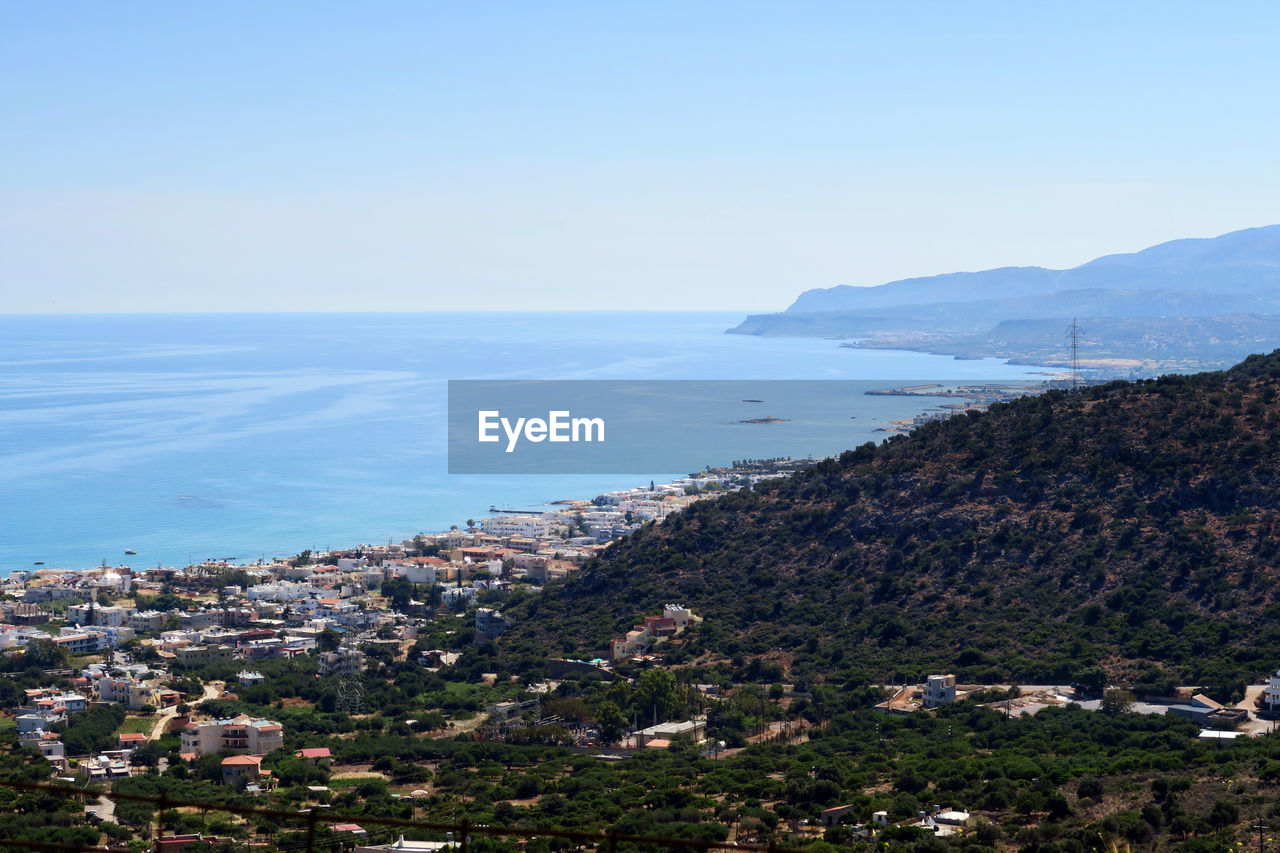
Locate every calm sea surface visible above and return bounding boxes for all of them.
[0,312,1044,574]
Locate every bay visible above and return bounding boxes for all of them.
[0,312,1043,574]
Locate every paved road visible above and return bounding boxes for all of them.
[147,681,223,741]
[147,704,180,741]
[93,792,116,823]
[1234,686,1276,737]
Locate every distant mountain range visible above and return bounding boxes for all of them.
[729,225,1280,374]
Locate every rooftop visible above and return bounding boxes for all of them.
[221,755,263,766]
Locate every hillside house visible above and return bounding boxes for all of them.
[238,671,266,687]
[821,804,861,827]
[611,604,701,660]
[221,754,263,788]
[923,674,957,709]
[118,732,149,751]
[98,677,162,710]
[475,608,510,643]
[1264,669,1280,716]
[295,747,332,766]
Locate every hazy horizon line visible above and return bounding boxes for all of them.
[0,307,778,318]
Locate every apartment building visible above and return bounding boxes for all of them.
[181,715,283,757]
[128,610,165,633]
[175,644,236,665]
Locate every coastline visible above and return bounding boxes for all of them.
[0,312,1049,574]
[7,377,1060,577]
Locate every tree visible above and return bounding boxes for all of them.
[1208,801,1239,830]
[635,669,682,724]
[150,590,184,612]
[1101,688,1135,715]
[24,638,70,669]
[318,628,342,652]
[1074,665,1107,697]
[596,700,628,744]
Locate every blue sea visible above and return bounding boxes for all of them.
[0,312,1045,575]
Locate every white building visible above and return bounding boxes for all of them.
[67,604,128,627]
[24,584,79,602]
[174,644,236,665]
[98,677,160,711]
[128,610,165,633]
[631,718,706,747]
[37,737,66,768]
[181,715,284,757]
[354,837,459,853]
[50,692,89,714]
[662,604,698,631]
[98,626,136,648]
[85,571,132,593]
[53,631,104,655]
[441,587,477,609]
[247,582,322,602]
[178,610,224,630]
[1263,669,1280,715]
[481,516,550,539]
[385,561,440,584]
[611,605,701,660]
[16,711,64,734]
[923,674,957,709]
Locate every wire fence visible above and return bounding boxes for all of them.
[0,779,806,853]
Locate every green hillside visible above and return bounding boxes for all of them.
[500,352,1280,697]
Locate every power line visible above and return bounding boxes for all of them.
[1065,318,1082,391]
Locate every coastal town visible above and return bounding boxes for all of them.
[5,452,1280,852]
[1,463,825,849]
[2,461,796,657]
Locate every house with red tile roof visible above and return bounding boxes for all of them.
[221,754,262,788]
[118,732,149,750]
[295,747,332,765]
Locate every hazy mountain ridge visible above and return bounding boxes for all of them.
[784,225,1280,314]
[730,226,1280,371]
[499,351,1280,694]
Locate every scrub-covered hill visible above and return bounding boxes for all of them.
[500,352,1280,696]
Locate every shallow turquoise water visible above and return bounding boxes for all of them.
[0,312,1040,573]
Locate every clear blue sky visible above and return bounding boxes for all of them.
[3,2,1278,313]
